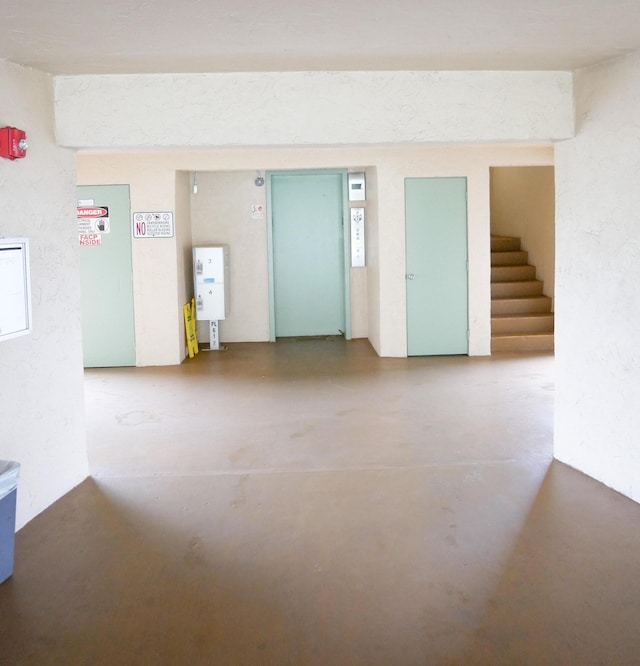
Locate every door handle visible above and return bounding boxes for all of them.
[406,273,415,280]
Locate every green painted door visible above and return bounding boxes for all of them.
[77,185,135,367]
[405,177,468,356]
[271,173,345,337]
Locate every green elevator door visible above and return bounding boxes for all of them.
[77,184,136,367]
[405,177,468,356]
[271,173,345,337]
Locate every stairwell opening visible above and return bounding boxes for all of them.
[489,166,555,353]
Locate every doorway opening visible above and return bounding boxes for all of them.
[489,166,555,353]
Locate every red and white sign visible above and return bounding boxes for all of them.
[77,207,108,218]
[77,205,110,237]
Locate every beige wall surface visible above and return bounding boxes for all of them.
[555,52,640,504]
[360,167,379,346]
[490,166,556,305]
[190,171,270,343]
[78,144,553,362]
[0,61,88,529]
[175,171,193,357]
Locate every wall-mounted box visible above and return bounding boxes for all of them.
[348,172,366,201]
[0,238,32,341]
[193,245,229,321]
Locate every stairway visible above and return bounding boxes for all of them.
[491,235,554,352]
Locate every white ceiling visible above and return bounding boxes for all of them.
[2,0,640,75]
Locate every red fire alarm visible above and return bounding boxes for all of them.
[0,126,28,160]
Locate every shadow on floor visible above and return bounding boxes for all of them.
[463,462,640,665]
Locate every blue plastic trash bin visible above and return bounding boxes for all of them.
[0,461,20,584]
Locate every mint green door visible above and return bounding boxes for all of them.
[271,173,345,337]
[405,177,468,356]
[77,185,135,367]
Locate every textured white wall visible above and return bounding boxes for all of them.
[555,52,640,503]
[55,71,574,149]
[0,62,88,529]
[77,144,553,361]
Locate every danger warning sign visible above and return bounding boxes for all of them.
[77,205,110,239]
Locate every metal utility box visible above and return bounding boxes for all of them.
[193,246,229,321]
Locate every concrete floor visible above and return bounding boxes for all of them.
[2,339,640,665]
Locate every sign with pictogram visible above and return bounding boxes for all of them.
[132,211,174,238]
[77,206,109,242]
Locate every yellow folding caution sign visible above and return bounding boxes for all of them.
[183,298,199,358]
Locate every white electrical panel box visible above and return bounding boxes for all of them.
[0,237,32,341]
[193,246,229,321]
[348,172,366,201]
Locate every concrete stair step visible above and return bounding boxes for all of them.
[491,333,555,353]
[491,313,554,335]
[491,295,552,316]
[491,250,528,266]
[491,280,544,298]
[491,235,521,252]
[491,264,536,282]
[490,234,554,354]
